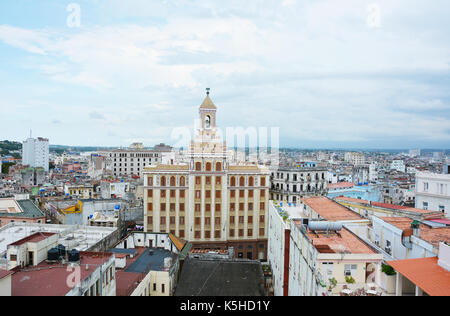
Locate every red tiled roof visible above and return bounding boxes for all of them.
[388,257,450,296]
[335,196,439,215]
[302,197,363,221]
[0,270,13,280]
[115,271,144,296]
[380,217,450,247]
[9,232,56,246]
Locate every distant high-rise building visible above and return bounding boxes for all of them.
[22,137,49,172]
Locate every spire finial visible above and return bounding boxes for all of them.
[206,87,210,95]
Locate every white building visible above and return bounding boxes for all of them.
[390,160,406,173]
[98,144,172,177]
[409,149,421,157]
[344,152,365,166]
[22,137,49,172]
[415,171,450,217]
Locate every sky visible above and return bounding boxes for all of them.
[0,0,449,149]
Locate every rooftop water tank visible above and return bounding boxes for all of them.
[308,221,343,232]
[47,248,59,261]
[68,249,80,262]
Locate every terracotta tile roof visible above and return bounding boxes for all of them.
[388,257,450,296]
[304,226,377,254]
[115,271,144,296]
[380,217,450,247]
[302,196,363,221]
[327,182,354,189]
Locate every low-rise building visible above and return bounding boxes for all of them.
[270,163,328,203]
[415,171,450,217]
[333,196,443,221]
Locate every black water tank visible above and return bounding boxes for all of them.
[68,249,80,262]
[48,248,59,261]
[57,244,66,257]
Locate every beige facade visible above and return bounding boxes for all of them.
[143,93,270,260]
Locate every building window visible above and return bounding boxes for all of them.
[423,202,428,210]
[180,203,185,212]
[147,203,153,211]
[230,229,235,237]
[180,176,185,186]
[344,264,357,277]
[249,177,254,187]
[230,216,235,224]
[230,177,236,186]
[195,162,202,171]
[259,228,265,236]
[216,162,221,171]
[239,177,245,186]
[170,176,176,186]
[180,190,185,198]
[180,216,185,225]
[160,217,166,224]
[160,190,166,198]
[439,205,445,213]
[206,162,212,171]
[160,203,166,212]
[206,176,211,185]
[216,190,221,198]
[248,190,253,198]
[147,189,153,197]
[161,176,166,186]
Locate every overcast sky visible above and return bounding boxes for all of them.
[0,0,449,149]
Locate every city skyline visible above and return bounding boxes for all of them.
[1,1,449,148]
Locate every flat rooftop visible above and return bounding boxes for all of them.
[9,232,56,246]
[0,222,117,255]
[0,198,45,219]
[175,258,265,296]
[388,257,450,296]
[302,197,363,221]
[379,217,450,247]
[293,222,377,254]
[335,196,440,215]
[12,252,113,296]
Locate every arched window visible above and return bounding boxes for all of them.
[206,162,212,171]
[195,162,201,171]
[239,177,245,187]
[170,176,176,186]
[248,177,254,187]
[161,176,166,186]
[180,176,185,186]
[205,115,211,128]
[230,177,236,186]
[216,162,221,171]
